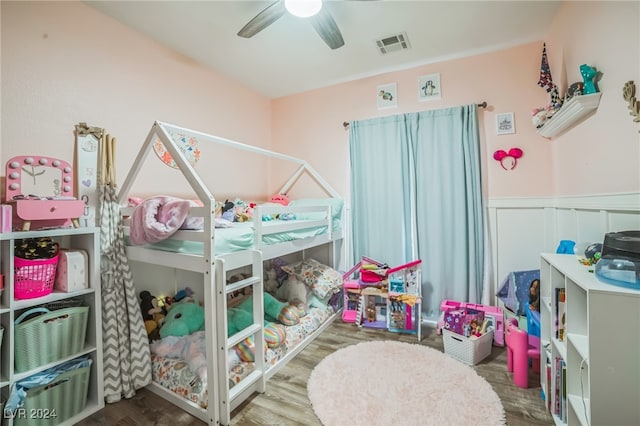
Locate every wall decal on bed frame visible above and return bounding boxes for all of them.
[153,132,201,169]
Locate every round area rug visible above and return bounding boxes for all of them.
[307,340,505,426]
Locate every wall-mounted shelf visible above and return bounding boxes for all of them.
[537,92,602,138]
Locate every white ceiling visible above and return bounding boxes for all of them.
[87,0,562,99]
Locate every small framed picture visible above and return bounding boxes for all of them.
[418,73,441,101]
[377,83,397,109]
[496,112,516,135]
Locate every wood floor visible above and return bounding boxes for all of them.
[76,321,553,426]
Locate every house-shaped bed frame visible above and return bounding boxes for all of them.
[117,121,345,425]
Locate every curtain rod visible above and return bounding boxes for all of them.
[343,101,488,129]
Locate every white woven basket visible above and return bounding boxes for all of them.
[442,329,493,365]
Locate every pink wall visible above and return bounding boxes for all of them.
[546,1,640,196]
[272,43,553,200]
[1,1,272,201]
[272,2,640,200]
[3,2,638,204]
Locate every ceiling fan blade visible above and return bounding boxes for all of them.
[310,8,345,50]
[238,1,286,38]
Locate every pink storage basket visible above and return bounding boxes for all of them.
[14,253,59,299]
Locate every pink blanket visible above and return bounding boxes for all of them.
[129,195,193,245]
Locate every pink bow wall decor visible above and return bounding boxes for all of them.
[493,147,523,170]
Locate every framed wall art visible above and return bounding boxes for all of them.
[418,73,441,101]
[377,83,398,109]
[496,112,516,135]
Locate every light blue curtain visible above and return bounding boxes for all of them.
[349,105,484,320]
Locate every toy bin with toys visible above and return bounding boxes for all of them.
[442,328,494,366]
[437,299,504,346]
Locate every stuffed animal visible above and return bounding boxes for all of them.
[217,199,235,222]
[264,266,280,294]
[275,275,308,315]
[531,107,549,128]
[174,286,195,303]
[140,290,166,341]
[228,292,301,356]
[232,199,256,222]
[269,194,290,206]
[228,292,301,337]
[160,300,205,339]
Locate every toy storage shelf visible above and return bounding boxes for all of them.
[539,253,640,426]
[536,93,601,138]
[0,227,104,425]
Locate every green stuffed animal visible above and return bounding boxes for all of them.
[159,292,301,350]
[228,292,301,337]
[159,301,205,339]
[230,292,301,357]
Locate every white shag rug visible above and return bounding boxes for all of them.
[307,340,505,426]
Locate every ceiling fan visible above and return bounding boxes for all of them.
[237,0,345,50]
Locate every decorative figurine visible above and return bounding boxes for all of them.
[580,64,598,94]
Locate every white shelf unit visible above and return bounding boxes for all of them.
[537,93,602,138]
[0,227,104,425]
[540,253,640,426]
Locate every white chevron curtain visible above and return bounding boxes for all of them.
[99,133,151,403]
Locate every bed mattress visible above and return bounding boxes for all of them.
[132,220,341,256]
[150,305,334,409]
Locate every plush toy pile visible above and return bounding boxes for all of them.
[215,198,255,222]
[141,257,344,365]
[142,283,304,362]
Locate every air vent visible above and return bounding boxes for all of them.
[376,32,410,54]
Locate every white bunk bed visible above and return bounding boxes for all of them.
[117,121,344,425]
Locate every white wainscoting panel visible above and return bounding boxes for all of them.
[487,192,640,304]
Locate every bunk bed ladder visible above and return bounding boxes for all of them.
[215,250,266,426]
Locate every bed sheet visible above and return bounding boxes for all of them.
[150,305,334,409]
[135,220,341,255]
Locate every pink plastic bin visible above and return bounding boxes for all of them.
[14,254,59,299]
[437,299,504,346]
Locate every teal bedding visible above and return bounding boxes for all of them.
[134,220,341,255]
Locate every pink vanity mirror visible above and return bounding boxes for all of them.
[5,156,84,231]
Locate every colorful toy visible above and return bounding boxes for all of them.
[228,292,301,337]
[174,286,195,303]
[342,279,361,323]
[497,269,540,317]
[385,260,422,336]
[437,299,505,346]
[269,194,290,206]
[160,300,204,339]
[580,64,598,94]
[217,199,235,222]
[233,199,256,222]
[531,107,550,128]
[140,290,167,341]
[505,317,540,388]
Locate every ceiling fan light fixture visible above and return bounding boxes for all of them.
[284,0,322,18]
